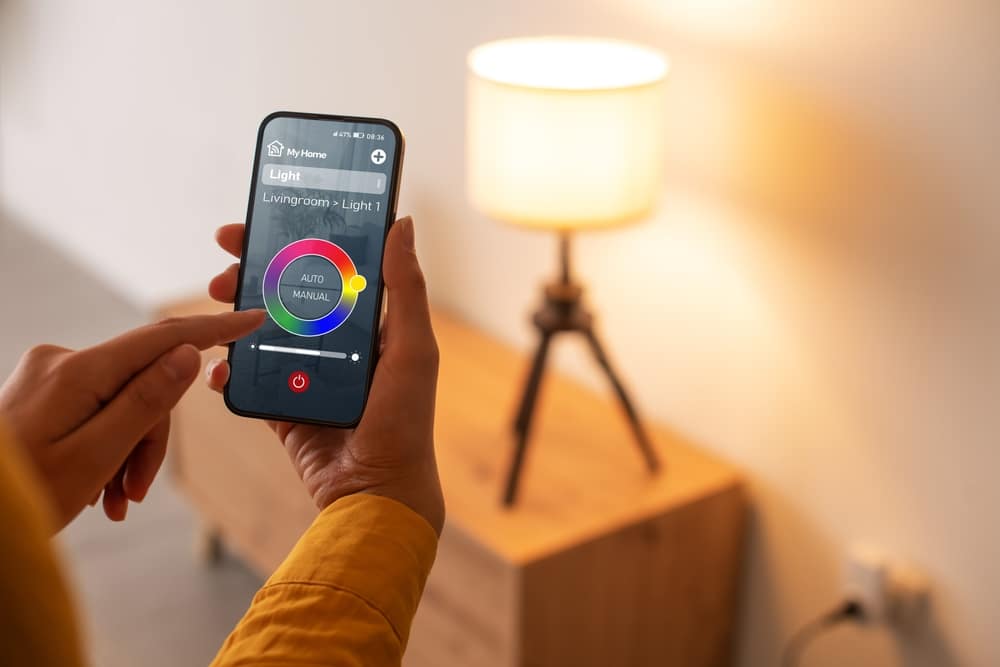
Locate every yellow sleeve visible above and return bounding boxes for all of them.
[0,422,85,667]
[211,493,438,667]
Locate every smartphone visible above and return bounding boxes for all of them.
[225,111,404,427]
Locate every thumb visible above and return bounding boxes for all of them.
[382,217,436,362]
[58,344,201,508]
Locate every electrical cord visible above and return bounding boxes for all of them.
[781,599,864,667]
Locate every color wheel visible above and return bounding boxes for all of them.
[262,238,365,336]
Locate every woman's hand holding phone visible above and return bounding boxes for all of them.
[205,217,445,535]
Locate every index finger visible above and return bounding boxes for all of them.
[78,310,265,400]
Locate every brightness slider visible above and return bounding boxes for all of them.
[255,344,347,360]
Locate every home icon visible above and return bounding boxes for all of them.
[267,140,284,158]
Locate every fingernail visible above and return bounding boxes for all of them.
[398,216,415,250]
[205,358,221,382]
[163,345,200,381]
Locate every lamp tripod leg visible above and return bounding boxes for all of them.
[583,328,660,473]
[505,328,554,506]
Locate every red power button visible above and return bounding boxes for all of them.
[288,370,310,393]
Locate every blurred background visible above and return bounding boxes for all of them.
[1,1,998,666]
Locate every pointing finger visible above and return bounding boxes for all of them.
[79,310,264,401]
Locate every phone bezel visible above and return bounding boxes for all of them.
[224,110,405,428]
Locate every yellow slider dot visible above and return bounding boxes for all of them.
[349,274,367,292]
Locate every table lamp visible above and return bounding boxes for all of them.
[466,37,669,505]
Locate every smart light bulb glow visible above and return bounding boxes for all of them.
[467,37,669,230]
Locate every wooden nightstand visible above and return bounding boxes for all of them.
[163,298,746,667]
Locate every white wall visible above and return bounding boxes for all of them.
[2,1,999,664]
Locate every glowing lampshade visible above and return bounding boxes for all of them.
[467,37,669,230]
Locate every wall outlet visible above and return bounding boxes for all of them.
[844,544,930,629]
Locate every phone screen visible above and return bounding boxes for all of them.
[226,112,402,426]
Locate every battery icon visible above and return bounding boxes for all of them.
[352,131,365,139]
